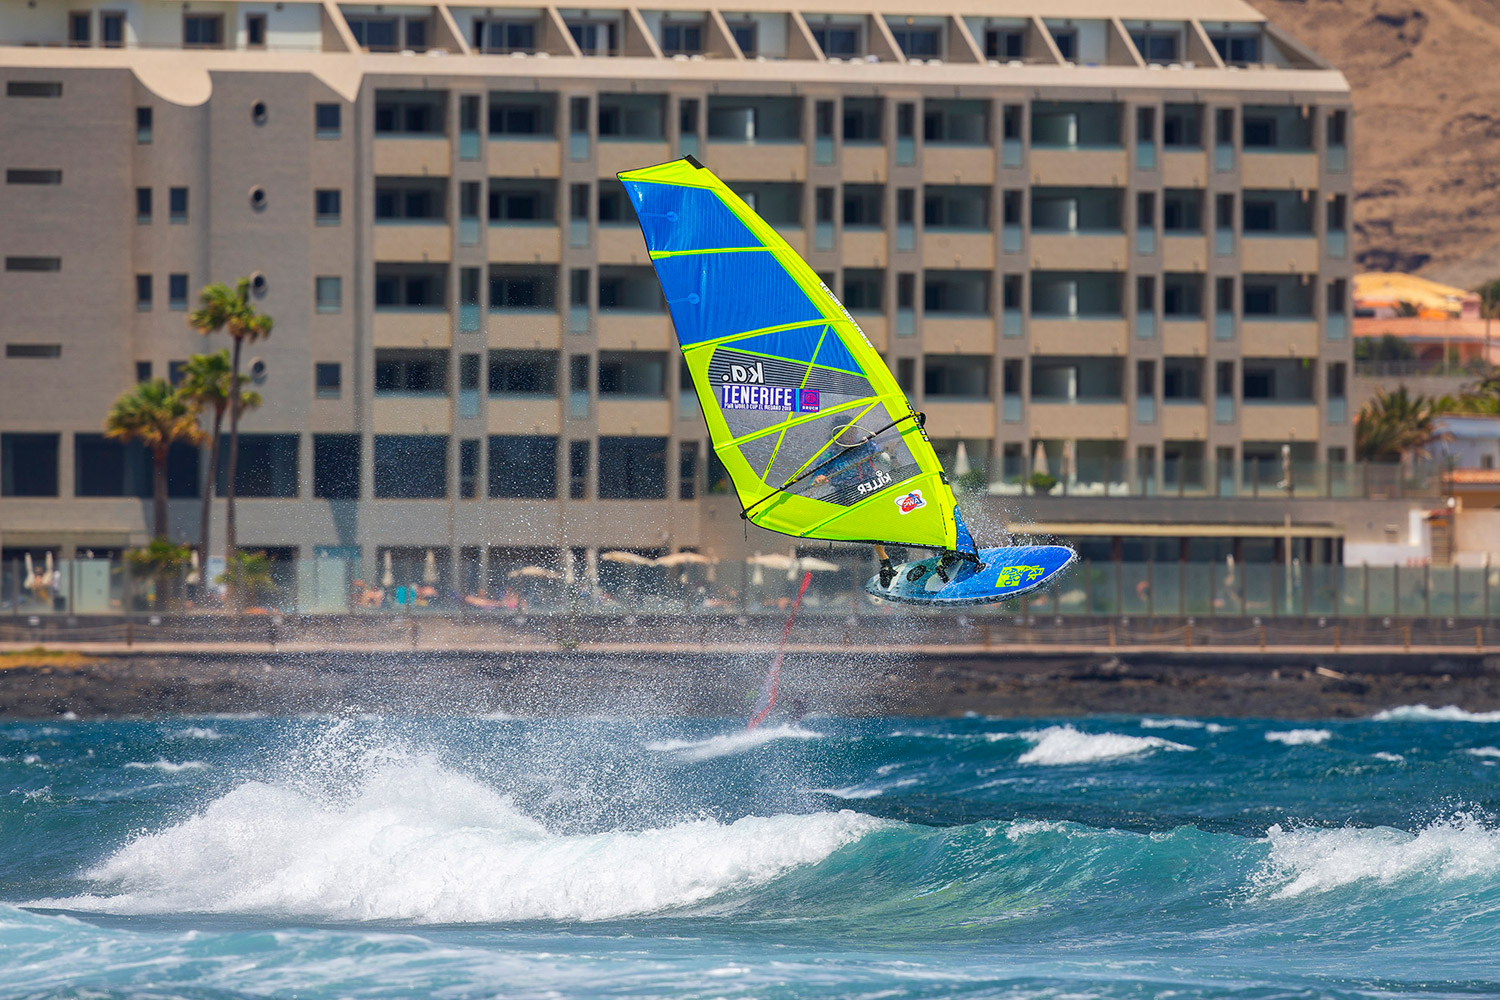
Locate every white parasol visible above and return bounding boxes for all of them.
[601,550,655,566]
[381,550,394,588]
[953,441,971,477]
[654,551,716,567]
[423,549,439,585]
[508,565,562,579]
[1032,441,1050,478]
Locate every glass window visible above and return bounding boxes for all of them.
[488,435,557,498]
[313,434,360,499]
[183,14,222,46]
[315,103,341,136]
[985,28,1023,60]
[169,186,188,222]
[487,350,557,395]
[811,24,859,58]
[568,441,589,499]
[597,437,667,499]
[315,189,340,223]
[136,187,151,223]
[1051,29,1076,61]
[1,434,59,497]
[69,12,91,45]
[459,439,479,499]
[168,273,188,310]
[373,435,446,498]
[136,106,152,143]
[315,362,341,397]
[216,433,299,497]
[316,276,341,312]
[662,22,702,55]
[135,274,152,310]
[729,21,756,56]
[246,13,266,46]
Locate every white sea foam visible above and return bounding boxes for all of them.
[1257,815,1500,898]
[1005,820,1069,840]
[645,724,822,762]
[813,777,919,800]
[1372,752,1405,762]
[124,760,209,773]
[53,760,878,923]
[172,727,222,741]
[1466,747,1500,758]
[1264,729,1332,746]
[1139,718,1232,734]
[1014,726,1192,766]
[1372,705,1500,723]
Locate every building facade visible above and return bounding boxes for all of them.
[0,0,1356,593]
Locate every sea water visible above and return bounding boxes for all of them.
[4,707,1500,998]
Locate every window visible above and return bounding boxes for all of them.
[168,273,188,310]
[405,18,427,50]
[69,11,91,45]
[843,269,884,311]
[679,441,698,500]
[985,28,1024,60]
[598,352,667,396]
[568,441,589,499]
[315,189,340,224]
[1163,190,1201,232]
[135,187,151,222]
[488,350,557,395]
[183,14,223,47]
[488,436,557,498]
[135,274,152,310]
[1130,31,1178,63]
[168,360,186,385]
[4,257,60,272]
[1051,28,1076,61]
[1,434,59,497]
[374,349,448,394]
[597,437,667,499]
[811,24,859,58]
[169,186,187,223]
[1211,33,1260,65]
[896,357,916,394]
[1243,116,1276,148]
[568,19,618,56]
[101,12,124,47]
[137,106,152,143]
[661,21,703,55]
[373,435,446,498]
[315,276,341,313]
[1243,283,1277,315]
[312,435,359,499]
[347,16,398,50]
[315,362,341,397]
[1163,104,1201,147]
[213,435,299,497]
[246,13,266,47]
[477,19,537,53]
[7,169,62,185]
[728,21,756,56]
[5,343,61,359]
[7,81,63,98]
[891,25,941,59]
[490,267,556,310]
[315,103,341,137]
[1243,199,1276,232]
[1163,359,1203,400]
[136,361,152,381]
[459,439,479,499]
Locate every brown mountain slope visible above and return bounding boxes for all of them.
[1245,0,1500,287]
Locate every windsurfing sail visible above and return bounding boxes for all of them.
[748,571,812,729]
[619,157,970,554]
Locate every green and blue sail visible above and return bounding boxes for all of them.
[619,157,975,555]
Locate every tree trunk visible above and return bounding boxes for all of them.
[152,444,169,541]
[225,337,244,611]
[200,406,224,571]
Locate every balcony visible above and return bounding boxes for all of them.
[373,137,451,176]
[1160,151,1206,188]
[704,141,807,181]
[922,316,994,353]
[922,147,995,185]
[1239,403,1319,442]
[1161,320,1208,356]
[922,230,994,269]
[920,402,994,437]
[596,225,651,264]
[373,309,452,347]
[486,397,561,436]
[1028,318,1128,356]
[1028,402,1129,440]
[1161,235,1206,272]
[373,223,450,263]
[841,229,886,268]
[843,144,886,182]
[594,398,672,436]
[596,140,673,179]
[1028,149,1128,187]
[487,224,561,264]
[1028,233,1127,271]
[485,139,559,178]
[1240,235,1319,273]
[373,396,451,435]
[1242,319,1319,356]
[487,310,562,349]
[1161,404,1208,441]
[1241,152,1318,189]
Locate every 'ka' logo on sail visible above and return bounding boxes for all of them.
[721,362,764,384]
[996,565,1045,588]
[895,490,925,514]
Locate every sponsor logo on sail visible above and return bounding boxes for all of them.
[895,489,925,514]
[720,361,765,384]
[720,385,820,412]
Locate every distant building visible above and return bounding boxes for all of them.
[1353,272,1497,370]
[1,0,1370,594]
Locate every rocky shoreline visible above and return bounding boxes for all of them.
[2,648,1499,719]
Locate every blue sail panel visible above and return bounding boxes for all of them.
[622,180,763,254]
[652,251,823,347]
[728,327,863,374]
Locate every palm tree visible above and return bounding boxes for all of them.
[104,379,205,540]
[1354,386,1446,464]
[188,279,273,570]
[178,350,262,568]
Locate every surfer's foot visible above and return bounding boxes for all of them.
[878,558,896,588]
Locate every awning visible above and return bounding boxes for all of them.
[1007,522,1344,539]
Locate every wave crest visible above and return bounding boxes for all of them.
[1373,705,1500,723]
[1256,814,1500,898]
[1015,726,1192,766]
[53,760,877,923]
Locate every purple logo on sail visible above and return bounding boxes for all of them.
[721,386,820,412]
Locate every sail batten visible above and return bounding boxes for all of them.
[620,157,960,550]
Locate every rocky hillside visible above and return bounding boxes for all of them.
[1246,0,1500,287]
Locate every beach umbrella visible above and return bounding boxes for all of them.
[1032,441,1050,478]
[953,441,971,477]
[423,549,439,585]
[601,550,654,566]
[655,551,715,567]
[747,552,798,570]
[1062,440,1074,484]
[508,565,562,579]
[381,551,394,588]
[23,553,35,590]
[186,550,201,586]
[797,556,842,572]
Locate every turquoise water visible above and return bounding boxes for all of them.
[4,706,1500,999]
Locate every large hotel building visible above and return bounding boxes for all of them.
[0,0,1357,593]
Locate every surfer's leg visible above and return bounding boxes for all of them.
[873,543,896,588]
